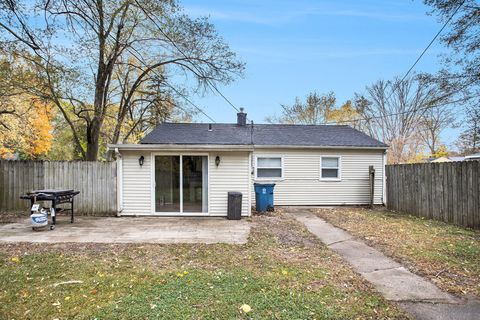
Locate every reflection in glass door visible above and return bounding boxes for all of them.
[155,155,208,213]
[155,156,180,212]
[183,156,208,213]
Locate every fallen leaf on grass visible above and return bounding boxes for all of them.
[11,257,20,263]
[239,304,252,313]
[52,280,83,287]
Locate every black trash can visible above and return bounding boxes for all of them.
[227,192,242,220]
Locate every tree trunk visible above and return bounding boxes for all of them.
[85,118,102,161]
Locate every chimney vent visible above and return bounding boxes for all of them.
[208,123,213,131]
[237,107,247,126]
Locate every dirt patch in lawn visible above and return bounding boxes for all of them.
[0,211,25,224]
[313,206,480,299]
[0,211,409,319]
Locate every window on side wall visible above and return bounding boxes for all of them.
[256,156,283,179]
[320,156,341,180]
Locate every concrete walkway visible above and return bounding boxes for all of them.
[293,211,480,320]
[0,216,250,244]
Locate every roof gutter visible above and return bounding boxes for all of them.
[108,143,387,151]
[107,144,255,151]
[253,145,388,150]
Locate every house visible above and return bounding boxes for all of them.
[464,153,480,161]
[108,110,388,217]
[449,156,466,162]
[430,156,453,163]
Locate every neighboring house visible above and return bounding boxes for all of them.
[108,111,388,217]
[429,155,479,162]
[464,153,480,161]
[430,156,451,163]
[429,156,468,163]
[449,156,466,162]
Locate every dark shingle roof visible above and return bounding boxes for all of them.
[141,123,387,148]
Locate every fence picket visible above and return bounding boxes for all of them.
[0,160,116,215]
[386,162,479,229]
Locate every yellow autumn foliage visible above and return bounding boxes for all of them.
[0,95,54,159]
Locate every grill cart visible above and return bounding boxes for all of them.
[20,189,80,230]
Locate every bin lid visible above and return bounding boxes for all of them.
[254,183,276,187]
[228,191,242,196]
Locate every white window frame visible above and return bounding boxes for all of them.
[320,156,342,181]
[255,155,284,180]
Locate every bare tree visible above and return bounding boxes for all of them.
[266,92,336,124]
[0,0,244,160]
[456,103,480,154]
[357,76,452,163]
[417,106,456,155]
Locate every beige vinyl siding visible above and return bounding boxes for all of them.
[252,148,385,205]
[120,150,251,216]
[209,151,250,216]
[121,150,152,215]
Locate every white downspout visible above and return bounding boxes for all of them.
[383,150,387,206]
[115,148,123,216]
[248,151,252,216]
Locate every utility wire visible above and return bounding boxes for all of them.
[134,0,243,115]
[325,0,467,126]
[130,47,217,123]
[95,14,217,123]
[384,0,466,103]
[328,88,479,125]
[59,2,217,123]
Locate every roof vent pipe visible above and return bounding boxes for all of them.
[237,107,247,126]
[208,123,213,131]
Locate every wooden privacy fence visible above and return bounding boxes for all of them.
[386,162,479,229]
[0,161,117,215]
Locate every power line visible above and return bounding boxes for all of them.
[384,0,466,102]
[92,13,217,123]
[162,81,217,123]
[134,0,243,114]
[328,90,479,125]
[52,2,217,123]
[129,46,217,123]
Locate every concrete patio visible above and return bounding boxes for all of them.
[0,216,251,244]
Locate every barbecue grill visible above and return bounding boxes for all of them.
[20,189,80,227]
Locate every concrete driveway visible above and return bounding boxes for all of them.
[0,216,251,244]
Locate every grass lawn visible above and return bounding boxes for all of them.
[0,212,407,319]
[314,207,480,299]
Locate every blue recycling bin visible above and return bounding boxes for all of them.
[254,183,275,212]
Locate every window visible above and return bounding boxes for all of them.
[256,156,283,179]
[321,156,341,180]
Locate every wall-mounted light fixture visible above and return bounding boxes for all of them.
[215,156,221,167]
[139,155,145,166]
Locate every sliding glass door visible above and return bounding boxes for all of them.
[155,156,180,212]
[154,155,208,214]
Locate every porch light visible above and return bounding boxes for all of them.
[139,155,145,166]
[215,156,221,167]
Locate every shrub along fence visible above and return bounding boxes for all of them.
[0,161,117,215]
[386,161,479,229]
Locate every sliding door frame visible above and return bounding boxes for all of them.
[151,152,210,216]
